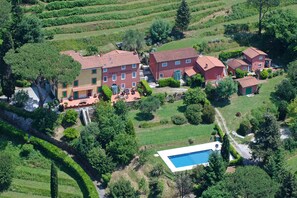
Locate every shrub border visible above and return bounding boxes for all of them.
[0,120,98,198]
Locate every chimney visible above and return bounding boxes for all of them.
[205,64,208,69]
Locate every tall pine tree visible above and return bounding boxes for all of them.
[50,162,58,198]
[278,171,297,198]
[221,134,230,163]
[175,0,191,32]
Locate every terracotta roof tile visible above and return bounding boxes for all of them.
[235,76,259,88]
[150,48,198,62]
[227,59,249,69]
[99,50,140,68]
[185,67,197,77]
[243,47,267,59]
[196,55,225,71]
[62,50,101,70]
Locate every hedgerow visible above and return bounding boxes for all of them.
[0,120,98,198]
[102,85,112,101]
[0,102,34,119]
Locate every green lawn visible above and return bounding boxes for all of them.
[215,75,285,132]
[0,135,83,198]
[129,100,215,152]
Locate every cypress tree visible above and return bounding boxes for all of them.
[221,134,230,162]
[175,0,191,32]
[50,162,58,198]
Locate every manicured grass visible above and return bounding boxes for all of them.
[215,75,285,132]
[130,100,215,151]
[0,135,83,198]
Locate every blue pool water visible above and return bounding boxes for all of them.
[168,149,213,168]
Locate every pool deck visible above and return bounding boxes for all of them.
[157,142,222,172]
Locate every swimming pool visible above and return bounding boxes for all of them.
[169,149,213,168]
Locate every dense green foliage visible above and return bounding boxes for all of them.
[216,77,238,100]
[12,89,29,107]
[32,108,59,133]
[174,0,191,32]
[50,162,58,198]
[63,127,79,140]
[62,109,78,127]
[138,80,152,96]
[235,68,246,78]
[150,19,172,43]
[0,153,14,192]
[202,105,215,124]
[218,49,243,61]
[260,69,269,79]
[175,171,192,198]
[221,134,230,162]
[158,77,180,88]
[187,73,205,88]
[274,79,296,102]
[122,29,145,52]
[101,85,112,101]
[171,115,187,125]
[109,178,139,198]
[183,88,207,106]
[288,60,297,87]
[185,104,203,125]
[139,96,161,117]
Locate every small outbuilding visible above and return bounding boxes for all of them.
[235,76,259,95]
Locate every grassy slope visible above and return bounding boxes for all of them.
[0,135,83,198]
[215,75,285,132]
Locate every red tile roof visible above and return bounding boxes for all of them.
[243,47,267,59]
[227,59,248,70]
[196,55,225,71]
[99,50,140,68]
[62,50,101,70]
[150,48,198,63]
[185,67,197,77]
[235,76,259,88]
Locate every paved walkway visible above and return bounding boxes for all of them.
[215,108,252,160]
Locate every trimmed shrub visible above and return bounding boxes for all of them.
[63,127,79,140]
[20,143,34,157]
[171,115,187,125]
[184,104,203,125]
[237,119,251,136]
[0,153,14,192]
[12,90,29,108]
[0,121,98,198]
[15,79,31,87]
[138,80,152,96]
[202,105,215,124]
[139,122,160,128]
[102,85,112,101]
[62,109,78,127]
[235,68,246,79]
[260,69,269,79]
[160,119,169,124]
[158,78,180,88]
[219,49,243,61]
[153,93,166,105]
[32,108,59,133]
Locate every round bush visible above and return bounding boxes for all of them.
[184,104,203,125]
[62,109,78,126]
[63,127,79,140]
[171,115,187,125]
[202,105,215,124]
[260,69,269,79]
[237,120,251,136]
[20,143,34,157]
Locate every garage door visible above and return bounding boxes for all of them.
[246,87,252,95]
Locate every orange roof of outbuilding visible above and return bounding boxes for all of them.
[235,76,259,88]
[243,47,267,59]
[196,55,225,71]
[185,67,197,77]
[61,50,101,70]
[227,59,249,69]
[150,48,198,63]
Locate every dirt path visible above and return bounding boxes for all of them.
[215,108,252,160]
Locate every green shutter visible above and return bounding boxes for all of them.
[92,78,97,85]
[73,91,79,99]
[73,80,78,87]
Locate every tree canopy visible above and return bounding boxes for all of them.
[274,78,296,102]
[221,134,230,162]
[4,43,81,106]
[183,87,207,105]
[150,19,172,43]
[288,60,297,87]
[122,29,145,52]
[175,0,191,32]
[109,178,139,198]
[216,77,238,100]
[0,153,14,192]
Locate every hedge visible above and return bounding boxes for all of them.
[0,121,98,198]
[0,102,34,119]
[218,49,243,61]
[158,78,180,88]
[140,80,152,96]
[214,124,243,165]
[102,85,112,101]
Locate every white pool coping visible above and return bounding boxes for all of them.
[157,142,222,172]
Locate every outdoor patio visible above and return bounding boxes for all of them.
[61,97,99,109]
[111,91,141,103]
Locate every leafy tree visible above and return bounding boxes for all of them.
[184,104,203,125]
[216,77,238,100]
[87,147,115,177]
[50,162,58,198]
[188,73,205,88]
[63,127,79,140]
[204,152,226,186]
[1,67,15,101]
[250,113,281,163]
[202,105,215,124]
[109,178,139,198]
[149,19,172,43]
[174,0,191,32]
[85,45,98,56]
[175,171,192,198]
[107,133,138,165]
[12,89,29,107]
[237,119,251,136]
[274,79,296,102]
[0,153,14,192]
[278,171,297,198]
[139,96,161,117]
[62,109,78,127]
[114,99,128,117]
[205,82,218,101]
[263,149,285,181]
[4,43,81,107]
[288,60,297,87]
[247,0,280,35]
[278,100,288,121]
[183,87,207,105]
[32,108,58,133]
[0,0,11,32]
[202,166,278,198]
[14,15,43,47]
[125,119,135,136]
[122,29,145,52]
[235,68,246,78]
[260,69,269,79]
[221,134,230,162]
[149,178,163,198]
